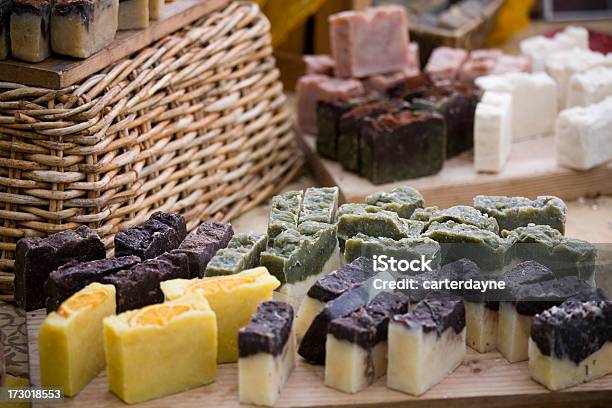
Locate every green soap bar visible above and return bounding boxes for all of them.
[298,187,339,224]
[410,206,439,222]
[337,204,412,244]
[365,186,424,219]
[316,99,366,159]
[474,195,567,235]
[205,233,268,276]
[425,205,499,234]
[423,220,514,271]
[344,233,441,272]
[267,190,303,241]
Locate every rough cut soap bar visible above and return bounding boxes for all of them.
[424,205,499,234]
[316,97,368,159]
[298,186,339,225]
[520,26,588,72]
[365,186,423,219]
[10,0,51,62]
[0,0,12,59]
[474,91,513,173]
[303,54,335,75]
[267,190,303,242]
[424,47,468,80]
[490,54,531,75]
[118,0,148,30]
[39,283,116,396]
[457,49,502,83]
[330,6,411,78]
[205,233,267,277]
[567,66,612,108]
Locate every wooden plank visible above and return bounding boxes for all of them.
[0,0,229,89]
[296,131,612,209]
[26,310,612,408]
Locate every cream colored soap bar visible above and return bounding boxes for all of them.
[161,266,280,363]
[149,0,162,19]
[51,0,118,58]
[39,283,116,397]
[465,301,498,353]
[118,0,148,30]
[10,0,51,62]
[103,293,217,404]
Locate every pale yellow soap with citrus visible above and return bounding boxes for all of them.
[103,293,217,404]
[39,283,116,397]
[161,266,280,363]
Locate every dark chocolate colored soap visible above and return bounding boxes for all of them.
[393,293,465,337]
[316,97,368,160]
[238,301,294,358]
[14,226,106,311]
[150,212,187,242]
[306,257,376,303]
[386,73,433,100]
[46,255,141,312]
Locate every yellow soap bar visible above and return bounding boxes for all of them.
[39,283,116,397]
[103,293,217,404]
[161,266,280,363]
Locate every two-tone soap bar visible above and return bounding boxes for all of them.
[205,232,267,276]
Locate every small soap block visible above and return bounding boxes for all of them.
[298,187,339,225]
[529,298,612,390]
[363,68,420,96]
[118,0,148,30]
[330,6,411,78]
[457,49,502,83]
[10,0,51,62]
[0,0,12,59]
[267,190,303,241]
[387,294,466,396]
[39,283,116,396]
[424,47,468,80]
[567,66,612,108]
[303,54,335,76]
[490,54,531,75]
[365,186,424,219]
[205,233,267,277]
[424,205,499,234]
[474,91,513,173]
[360,110,446,184]
[410,206,439,222]
[316,97,368,159]
[46,255,141,312]
[239,301,295,407]
[149,0,162,19]
[15,226,106,311]
[104,293,217,404]
[556,95,612,170]
[520,26,588,72]
[474,195,567,234]
[386,72,432,100]
[161,267,280,363]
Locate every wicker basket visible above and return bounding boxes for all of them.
[0,1,303,300]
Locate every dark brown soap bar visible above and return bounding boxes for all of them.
[14,226,106,311]
[239,301,294,357]
[393,293,465,336]
[360,110,446,185]
[46,255,141,312]
[172,220,234,278]
[386,73,433,100]
[150,211,187,242]
[316,97,368,160]
[307,257,377,303]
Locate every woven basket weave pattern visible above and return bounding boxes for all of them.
[0,2,302,300]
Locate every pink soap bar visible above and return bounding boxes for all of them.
[408,42,420,69]
[296,75,364,134]
[490,54,531,75]
[458,48,502,82]
[330,6,411,78]
[303,55,335,76]
[424,47,468,79]
[363,68,420,95]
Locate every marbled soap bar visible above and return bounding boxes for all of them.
[316,97,368,159]
[474,195,567,234]
[0,0,12,59]
[365,186,424,219]
[205,233,267,277]
[298,187,339,224]
[10,0,51,62]
[267,190,303,241]
[424,205,499,234]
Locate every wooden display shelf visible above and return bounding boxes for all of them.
[296,131,612,208]
[26,310,612,408]
[0,0,228,89]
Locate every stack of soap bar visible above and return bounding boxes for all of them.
[10,0,51,62]
[50,0,118,58]
[161,267,280,363]
[303,54,335,75]
[423,205,499,234]
[0,0,12,59]
[39,283,116,396]
[316,97,368,159]
[15,226,106,311]
[118,0,148,30]
[458,49,502,83]
[474,195,567,234]
[476,72,557,140]
[474,91,513,173]
[490,54,531,75]
[329,5,411,78]
[238,301,295,407]
[325,292,409,394]
[556,95,612,171]
[387,294,466,396]
[205,233,267,276]
[149,0,162,19]
[360,110,446,184]
[520,26,588,72]
[567,66,612,108]
[529,298,612,390]
[104,293,217,404]
[424,47,468,80]
[46,255,141,312]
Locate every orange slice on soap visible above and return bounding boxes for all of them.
[57,288,108,318]
[129,304,191,327]
[186,275,256,296]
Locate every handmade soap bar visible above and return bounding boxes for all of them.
[46,255,141,312]
[51,0,118,58]
[365,186,423,219]
[457,49,502,83]
[149,0,162,19]
[329,6,411,78]
[104,293,217,404]
[474,91,513,173]
[474,195,567,234]
[10,0,51,62]
[267,190,303,241]
[363,67,420,96]
[424,47,468,80]
[520,26,588,72]
[118,0,148,30]
[567,66,612,108]
[556,95,612,170]
[490,55,531,75]
[529,298,612,390]
[316,97,368,159]
[410,206,439,222]
[205,233,267,276]
[386,73,432,100]
[387,294,466,396]
[303,54,335,75]
[298,187,339,224]
[424,205,499,234]
[360,110,446,185]
[239,301,295,407]
[0,0,12,59]
[39,283,116,396]
[15,226,106,311]
[325,292,409,394]
[161,267,280,363]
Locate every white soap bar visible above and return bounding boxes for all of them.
[497,302,531,362]
[149,0,162,20]
[476,72,557,140]
[474,91,513,173]
[465,301,498,353]
[556,95,612,170]
[567,66,612,108]
[118,0,148,30]
[10,0,51,62]
[520,26,588,72]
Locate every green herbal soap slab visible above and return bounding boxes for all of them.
[299,187,339,225]
[424,205,499,234]
[365,186,424,219]
[268,191,303,241]
[205,233,268,277]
